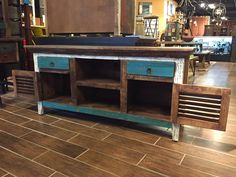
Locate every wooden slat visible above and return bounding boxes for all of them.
[16,84,34,89]
[16,88,34,92]
[178,108,220,117]
[178,112,219,121]
[17,88,34,93]
[179,103,221,112]
[179,99,221,107]
[179,94,221,102]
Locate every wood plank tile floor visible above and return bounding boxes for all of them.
[1,62,236,177]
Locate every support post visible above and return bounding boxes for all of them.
[172,123,180,142]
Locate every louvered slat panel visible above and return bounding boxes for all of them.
[172,84,231,131]
[178,92,222,122]
[12,70,36,99]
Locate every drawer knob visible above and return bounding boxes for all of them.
[49,62,55,67]
[147,68,152,74]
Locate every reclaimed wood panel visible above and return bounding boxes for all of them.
[46,0,134,34]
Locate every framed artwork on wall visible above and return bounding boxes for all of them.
[138,2,152,16]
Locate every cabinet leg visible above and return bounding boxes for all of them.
[172,123,180,142]
[38,102,44,115]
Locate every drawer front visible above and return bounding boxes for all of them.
[38,57,69,70]
[127,61,175,78]
[0,43,17,53]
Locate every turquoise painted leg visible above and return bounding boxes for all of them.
[172,123,180,142]
[38,101,44,115]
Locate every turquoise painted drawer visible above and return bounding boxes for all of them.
[127,61,176,78]
[38,56,69,70]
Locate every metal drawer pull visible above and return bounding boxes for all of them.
[49,62,55,67]
[147,68,152,74]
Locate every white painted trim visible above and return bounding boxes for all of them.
[33,53,185,84]
[33,53,39,72]
[38,101,44,115]
[172,123,180,141]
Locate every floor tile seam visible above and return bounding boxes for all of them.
[0,117,78,141]
[33,149,121,177]
[182,153,236,170]
[77,134,146,155]
[93,123,163,142]
[136,154,147,166]
[66,133,81,142]
[154,137,161,145]
[2,130,89,161]
[50,119,111,134]
[0,145,56,175]
[155,138,236,158]
[47,114,98,128]
[0,119,89,146]
[0,168,16,177]
[102,136,185,157]
[102,132,163,147]
[178,154,186,165]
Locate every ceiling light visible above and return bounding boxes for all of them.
[208,4,216,9]
[221,16,228,20]
[200,3,206,8]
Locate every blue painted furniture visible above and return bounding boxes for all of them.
[27,45,231,141]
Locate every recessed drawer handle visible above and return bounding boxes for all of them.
[49,62,55,67]
[147,68,152,74]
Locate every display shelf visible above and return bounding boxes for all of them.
[127,75,174,83]
[128,105,171,121]
[79,102,120,112]
[76,86,120,109]
[46,96,74,105]
[76,78,120,90]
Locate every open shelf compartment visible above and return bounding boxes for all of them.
[76,59,121,90]
[40,72,73,105]
[77,87,120,112]
[127,80,172,121]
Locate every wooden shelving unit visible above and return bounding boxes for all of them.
[26,45,231,141]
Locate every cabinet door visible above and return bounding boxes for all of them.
[171,84,231,131]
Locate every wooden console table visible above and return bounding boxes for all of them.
[26,45,231,141]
